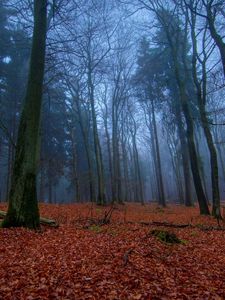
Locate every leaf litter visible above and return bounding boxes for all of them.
[0,203,225,299]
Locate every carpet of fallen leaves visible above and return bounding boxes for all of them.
[1,202,225,300]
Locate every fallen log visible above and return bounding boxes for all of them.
[0,210,58,227]
[128,220,225,231]
[140,221,190,228]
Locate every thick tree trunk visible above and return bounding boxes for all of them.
[2,0,47,228]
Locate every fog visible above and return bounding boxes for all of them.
[0,0,225,209]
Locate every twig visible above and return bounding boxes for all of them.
[123,248,133,266]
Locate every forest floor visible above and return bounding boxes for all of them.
[0,203,225,300]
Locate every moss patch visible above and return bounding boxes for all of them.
[89,225,102,233]
[151,229,184,244]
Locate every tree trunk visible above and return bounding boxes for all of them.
[2,0,47,229]
[133,136,144,204]
[71,128,80,202]
[174,102,192,206]
[76,100,95,202]
[121,133,129,202]
[103,108,113,202]
[88,69,106,205]
[112,119,122,203]
[151,99,166,207]
[178,81,209,215]
[147,109,161,203]
[195,132,209,203]
[167,134,184,204]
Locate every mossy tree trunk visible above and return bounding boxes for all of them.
[2,0,47,229]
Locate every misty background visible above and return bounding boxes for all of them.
[0,0,224,205]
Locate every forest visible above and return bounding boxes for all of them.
[0,0,225,299]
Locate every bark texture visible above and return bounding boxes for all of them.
[2,0,47,228]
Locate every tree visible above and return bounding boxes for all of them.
[184,0,225,77]
[134,37,166,206]
[156,8,210,214]
[188,5,221,217]
[2,0,48,228]
[133,1,209,213]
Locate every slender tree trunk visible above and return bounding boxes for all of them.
[71,129,80,202]
[103,111,113,202]
[174,102,192,206]
[2,0,47,228]
[199,111,220,216]
[121,134,129,202]
[75,97,96,202]
[112,107,116,202]
[127,141,136,202]
[112,107,123,203]
[195,132,209,203]
[88,69,106,205]
[147,108,161,203]
[177,80,209,215]
[151,99,166,207]
[132,136,144,204]
[167,135,184,204]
